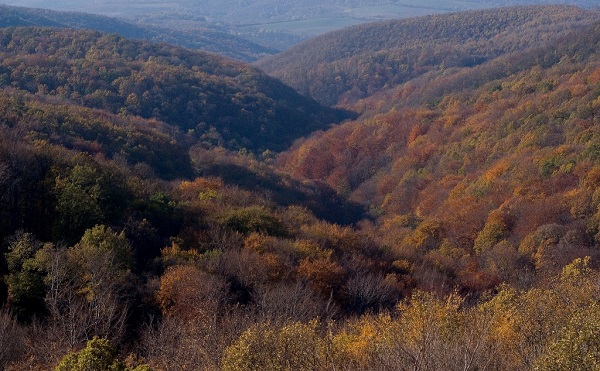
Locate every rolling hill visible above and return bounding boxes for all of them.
[256,5,600,106]
[0,27,350,153]
[0,24,391,370]
[4,0,598,51]
[0,4,277,61]
[3,5,600,371]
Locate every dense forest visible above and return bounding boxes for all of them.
[2,5,600,370]
[0,26,376,370]
[280,16,600,290]
[256,5,600,105]
[0,27,350,153]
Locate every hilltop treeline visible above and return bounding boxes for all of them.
[256,5,600,106]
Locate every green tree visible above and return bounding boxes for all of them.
[218,206,287,237]
[3,231,48,321]
[533,304,600,371]
[55,337,151,371]
[39,226,133,348]
[67,225,132,338]
[54,165,128,244]
[54,165,105,243]
[222,320,327,371]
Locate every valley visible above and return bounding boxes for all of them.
[0,4,599,370]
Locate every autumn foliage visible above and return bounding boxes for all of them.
[1,5,600,370]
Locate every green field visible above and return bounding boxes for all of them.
[240,17,364,36]
[218,1,500,36]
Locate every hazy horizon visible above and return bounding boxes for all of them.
[2,1,595,32]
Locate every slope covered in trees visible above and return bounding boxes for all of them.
[256,5,600,106]
[0,90,384,369]
[0,4,277,61]
[0,27,350,153]
[0,25,382,369]
[0,117,391,369]
[280,16,600,291]
[3,6,600,370]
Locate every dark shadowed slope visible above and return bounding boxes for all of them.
[0,27,351,153]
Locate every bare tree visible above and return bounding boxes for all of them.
[0,310,25,369]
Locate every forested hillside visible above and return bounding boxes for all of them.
[0,27,379,370]
[256,5,600,105]
[0,4,277,61]
[0,27,350,153]
[0,89,383,368]
[280,15,600,290]
[3,6,600,370]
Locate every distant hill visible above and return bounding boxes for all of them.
[256,5,600,106]
[0,4,277,61]
[0,27,350,153]
[3,0,598,51]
